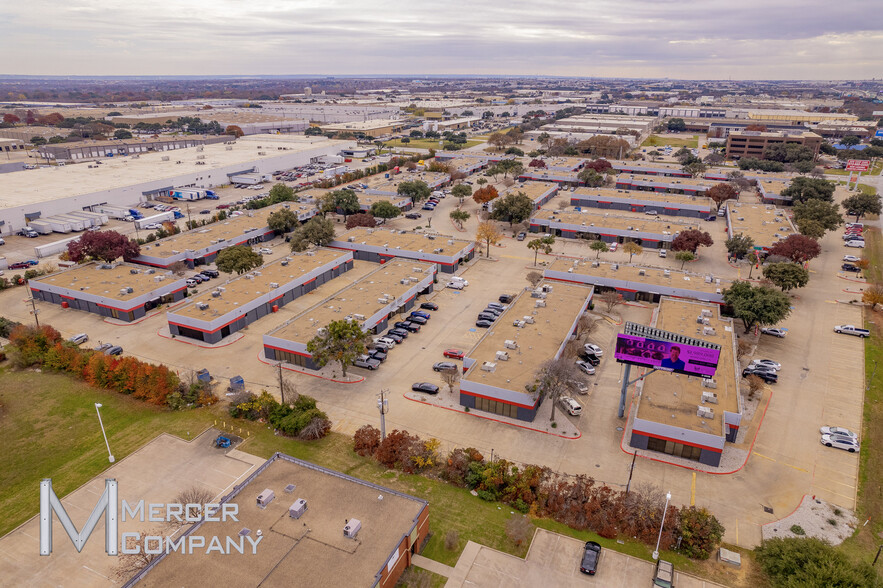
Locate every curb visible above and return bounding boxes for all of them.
[256,351,365,384]
[403,394,582,440]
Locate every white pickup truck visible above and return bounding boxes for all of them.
[834,325,870,338]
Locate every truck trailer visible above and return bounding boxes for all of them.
[26,220,54,235]
[136,211,175,229]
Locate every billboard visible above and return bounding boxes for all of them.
[614,334,720,377]
[846,160,870,172]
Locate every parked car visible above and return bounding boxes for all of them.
[843,255,860,263]
[408,315,427,325]
[559,396,582,416]
[443,349,465,359]
[584,343,603,356]
[397,321,421,333]
[353,356,381,370]
[475,319,493,328]
[369,349,388,363]
[845,240,865,248]
[820,426,858,440]
[422,204,436,211]
[653,559,675,588]
[201,269,220,278]
[578,351,601,366]
[834,324,870,337]
[8,262,31,270]
[742,366,777,383]
[410,310,431,320]
[705,214,717,222]
[373,339,394,351]
[420,302,439,311]
[405,212,422,219]
[499,294,515,303]
[571,381,589,395]
[645,209,659,216]
[385,332,404,343]
[216,204,231,209]
[580,541,602,575]
[820,434,859,452]
[196,273,212,281]
[433,362,458,372]
[199,209,211,215]
[609,242,618,252]
[191,274,205,283]
[68,333,89,345]
[486,302,505,311]
[104,345,123,356]
[143,223,161,230]
[477,313,497,322]
[760,327,787,338]
[658,249,667,258]
[750,359,781,371]
[94,342,113,352]
[388,328,409,339]
[576,360,596,375]
[842,264,861,273]
[481,307,502,317]
[412,382,440,394]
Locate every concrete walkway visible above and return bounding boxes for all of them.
[411,554,457,578]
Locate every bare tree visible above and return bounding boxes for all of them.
[572,314,597,342]
[168,261,189,276]
[526,270,544,288]
[298,416,331,440]
[736,339,752,360]
[530,357,582,422]
[114,527,165,580]
[441,368,461,394]
[399,567,432,588]
[505,513,533,547]
[746,374,765,400]
[445,529,460,551]
[173,486,216,525]
[599,290,624,313]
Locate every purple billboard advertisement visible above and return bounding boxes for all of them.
[614,334,720,377]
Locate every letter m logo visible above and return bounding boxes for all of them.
[40,478,118,556]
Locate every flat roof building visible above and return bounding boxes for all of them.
[459,281,594,421]
[498,181,559,210]
[36,135,229,163]
[609,161,692,178]
[263,259,436,370]
[344,170,450,195]
[167,249,353,344]
[725,201,796,250]
[570,187,713,218]
[321,119,408,137]
[329,227,475,273]
[518,169,582,186]
[614,175,715,196]
[29,262,187,322]
[538,157,588,172]
[443,156,490,175]
[529,209,698,249]
[725,130,822,160]
[544,259,729,305]
[130,452,429,588]
[628,298,741,467]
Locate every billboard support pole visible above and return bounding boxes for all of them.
[618,365,660,418]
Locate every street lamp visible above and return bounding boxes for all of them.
[652,491,672,560]
[94,403,115,463]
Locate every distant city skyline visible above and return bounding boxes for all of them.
[1,1,880,79]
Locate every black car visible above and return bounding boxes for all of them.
[405,212,422,219]
[420,302,439,311]
[482,307,502,316]
[433,361,457,372]
[477,313,497,322]
[104,346,124,356]
[370,349,387,362]
[408,315,427,325]
[499,294,514,303]
[476,320,493,328]
[705,214,717,222]
[196,273,212,281]
[578,351,601,366]
[412,382,440,394]
[842,264,861,273]
[201,269,220,278]
[394,321,420,333]
[580,541,602,575]
[385,332,404,344]
[742,366,777,383]
[389,328,409,339]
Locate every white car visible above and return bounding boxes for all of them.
[820,426,857,440]
[820,434,859,452]
[575,360,596,375]
[760,327,787,338]
[258,248,273,255]
[845,240,865,248]
[584,343,604,356]
[571,381,589,395]
[559,396,582,416]
[843,255,860,263]
[750,359,781,371]
[143,223,161,230]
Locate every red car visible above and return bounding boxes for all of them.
[443,349,465,360]
[216,204,231,209]
[9,262,31,270]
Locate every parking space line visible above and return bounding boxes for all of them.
[752,451,775,462]
[751,451,809,473]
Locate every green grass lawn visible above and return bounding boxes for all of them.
[642,135,699,149]
[385,138,482,151]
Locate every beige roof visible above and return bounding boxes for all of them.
[532,208,698,233]
[462,281,593,394]
[29,262,178,302]
[139,456,425,588]
[637,298,739,435]
[726,202,796,247]
[342,171,449,193]
[501,181,558,202]
[573,187,713,207]
[321,119,406,132]
[170,249,348,321]
[270,259,435,344]
[335,227,472,253]
[547,259,731,296]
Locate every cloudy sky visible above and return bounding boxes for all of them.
[1,0,880,79]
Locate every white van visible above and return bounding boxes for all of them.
[559,396,582,416]
[450,276,469,287]
[658,249,667,258]
[447,281,465,290]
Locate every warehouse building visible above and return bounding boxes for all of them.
[458,281,594,422]
[544,259,729,305]
[129,452,429,588]
[614,175,714,196]
[35,135,229,163]
[329,227,475,273]
[263,260,436,369]
[725,202,797,250]
[627,298,741,467]
[537,157,587,172]
[724,130,822,160]
[29,262,188,322]
[609,161,692,178]
[320,119,408,137]
[498,181,559,210]
[346,171,451,195]
[167,249,353,343]
[443,156,490,175]
[529,209,696,248]
[0,135,352,236]
[518,169,582,186]
[570,188,713,218]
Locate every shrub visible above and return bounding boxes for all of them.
[756,537,881,587]
[0,317,22,337]
[229,391,330,440]
[444,530,459,551]
[677,507,725,559]
[790,524,805,535]
[353,425,381,457]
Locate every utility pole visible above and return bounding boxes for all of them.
[377,389,389,440]
[277,362,285,405]
[186,202,192,229]
[25,295,39,327]
[626,451,638,494]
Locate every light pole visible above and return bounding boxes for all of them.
[652,491,672,560]
[377,389,389,440]
[94,403,115,463]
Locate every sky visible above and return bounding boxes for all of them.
[1,0,881,79]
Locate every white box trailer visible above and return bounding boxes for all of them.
[171,188,205,201]
[51,215,88,231]
[43,219,73,233]
[323,166,348,178]
[35,236,80,258]
[27,221,54,235]
[69,210,108,225]
[136,211,175,228]
[229,172,270,185]
[90,204,133,220]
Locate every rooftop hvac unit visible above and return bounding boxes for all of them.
[412,267,423,272]
[256,489,275,508]
[196,302,209,310]
[702,379,719,391]
[448,240,455,245]
[611,264,618,270]
[154,276,165,282]
[495,351,510,361]
[700,309,712,317]
[591,261,600,268]
[119,288,128,295]
[567,267,574,273]
[129,269,139,275]
[281,260,289,266]
[343,519,362,539]
[535,300,546,308]
[663,270,671,277]
[348,236,356,242]
[481,362,496,372]
[353,314,366,321]
[522,315,535,324]
[515,320,526,328]
[377,298,388,304]
[146,269,155,274]
[697,316,710,325]
[697,406,714,419]
[400,279,409,285]
[317,327,328,336]
[705,275,713,283]
[504,340,518,349]
[427,235,436,240]
[703,326,716,336]
[289,499,307,519]
[638,269,646,276]
[211,290,221,298]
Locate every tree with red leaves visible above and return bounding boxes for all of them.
[67,230,140,263]
[706,183,739,209]
[670,229,714,254]
[345,212,376,230]
[584,158,612,173]
[528,159,546,168]
[472,185,499,205]
[768,234,822,264]
[3,113,20,124]
[225,125,244,138]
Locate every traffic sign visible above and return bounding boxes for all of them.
[846,160,870,172]
[875,129,883,138]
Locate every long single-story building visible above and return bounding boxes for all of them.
[498,181,559,211]
[329,227,475,273]
[627,298,741,467]
[167,249,353,343]
[609,161,692,178]
[614,176,714,196]
[570,187,713,218]
[725,202,796,250]
[544,259,729,305]
[459,281,594,422]
[263,259,436,370]
[29,261,188,322]
[529,209,698,249]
